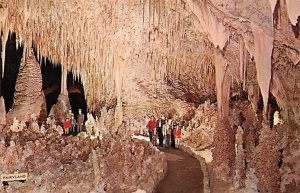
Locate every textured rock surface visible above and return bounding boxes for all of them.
[255,125,282,193]
[181,101,217,152]
[6,50,46,124]
[0,127,166,193]
[280,134,300,192]
[0,0,300,192]
[49,94,71,125]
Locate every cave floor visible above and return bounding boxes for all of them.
[155,147,204,193]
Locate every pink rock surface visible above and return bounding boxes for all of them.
[0,126,166,193]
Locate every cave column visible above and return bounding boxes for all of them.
[212,49,235,185]
[49,65,71,125]
[61,66,68,95]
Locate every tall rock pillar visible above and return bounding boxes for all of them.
[212,49,235,185]
[6,49,47,124]
[49,65,71,125]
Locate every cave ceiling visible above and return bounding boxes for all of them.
[0,0,299,115]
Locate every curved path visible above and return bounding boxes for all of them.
[155,147,204,193]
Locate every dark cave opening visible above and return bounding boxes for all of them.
[269,93,280,128]
[256,92,264,123]
[40,57,61,115]
[257,93,264,113]
[0,32,87,119]
[40,58,87,120]
[0,32,23,112]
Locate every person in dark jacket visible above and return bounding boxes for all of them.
[171,117,178,148]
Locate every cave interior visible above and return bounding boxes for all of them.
[0,0,299,193]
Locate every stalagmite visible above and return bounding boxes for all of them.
[6,49,47,124]
[234,126,246,188]
[0,1,299,192]
[92,149,101,188]
[212,49,234,186]
[251,23,273,121]
[49,67,71,125]
[0,96,6,128]
[255,125,281,192]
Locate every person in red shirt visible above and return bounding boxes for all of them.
[147,116,157,143]
[173,126,181,149]
[64,118,71,135]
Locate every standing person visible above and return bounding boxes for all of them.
[173,125,181,149]
[64,118,71,135]
[167,120,172,146]
[162,118,170,147]
[147,116,157,143]
[68,109,73,120]
[77,109,84,132]
[70,114,77,133]
[142,116,148,136]
[152,126,158,146]
[156,115,165,147]
[171,118,177,148]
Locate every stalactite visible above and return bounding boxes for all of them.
[255,125,281,193]
[149,0,152,27]
[285,0,300,26]
[215,49,230,118]
[61,65,68,95]
[0,0,215,113]
[239,36,247,90]
[157,0,161,28]
[1,29,9,77]
[269,0,278,15]
[185,0,230,50]
[251,23,273,121]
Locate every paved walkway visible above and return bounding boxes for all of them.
[155,147,204,193]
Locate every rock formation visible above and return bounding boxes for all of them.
[49,67,71,125]
[6,49,46,124]
[234,126,246,188]
[49,94,71,125]
[0,0,299,192]
[0,126,166,193]
[255,125,282,193]
[0,96,5,129]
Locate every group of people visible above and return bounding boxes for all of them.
[146,115,182,148]
[63,109,85,135]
